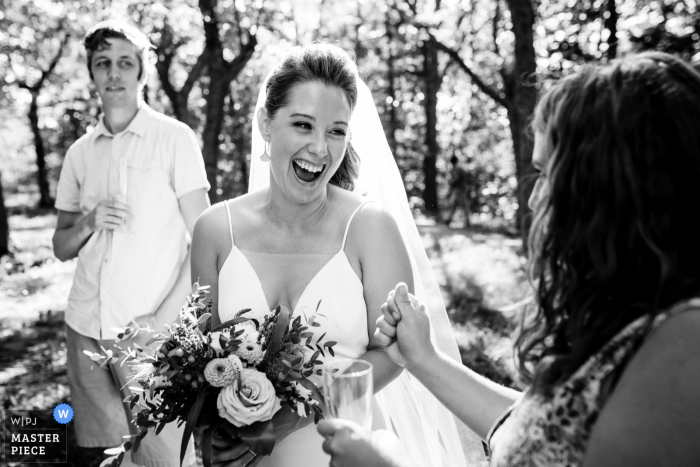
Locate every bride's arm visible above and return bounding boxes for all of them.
[346,203,414,391]
[191,203,227,327]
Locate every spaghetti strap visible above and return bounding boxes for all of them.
[224,200,235,247]
[341,200,372,250]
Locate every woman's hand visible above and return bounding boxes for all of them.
[212,406,313,467]
[317,419,415,467]
[374,282,438,370]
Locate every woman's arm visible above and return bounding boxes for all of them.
[190,203,227,327]
[378,284,521,440]
[346,203,414,392]
[582,308,700,466]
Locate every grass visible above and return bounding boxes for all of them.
[0,210,530,465]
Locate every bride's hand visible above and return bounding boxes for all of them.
[211,436,258,467]
[212,406,313,467]
[374,282,437,369]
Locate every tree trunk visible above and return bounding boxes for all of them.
[28,90,53,208]
[605,0,618,59]
[422,36,441,216]
[505,0,538,245]
[202,75,229,202]
[0,172,9,258]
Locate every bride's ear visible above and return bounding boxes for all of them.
[257,107,271,142]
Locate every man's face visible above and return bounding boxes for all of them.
[90,38,143,113]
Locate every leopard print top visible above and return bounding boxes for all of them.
[487,299,700,467]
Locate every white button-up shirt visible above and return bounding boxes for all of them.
[55,104,210,339]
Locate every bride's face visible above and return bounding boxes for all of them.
[260,81,351,203]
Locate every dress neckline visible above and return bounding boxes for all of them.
[231,245,349,314]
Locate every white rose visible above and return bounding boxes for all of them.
[217,368,281,427]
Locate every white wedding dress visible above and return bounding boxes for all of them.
[218,200,385,466]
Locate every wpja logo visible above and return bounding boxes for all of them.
[2,404,71,463]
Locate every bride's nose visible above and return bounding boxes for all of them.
[308,132,328,158]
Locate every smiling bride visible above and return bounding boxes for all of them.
[190,43,477,467]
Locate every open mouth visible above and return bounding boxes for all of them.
[293,159,325,183]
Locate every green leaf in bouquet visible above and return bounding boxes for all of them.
[129,393,140,410]
[262,306,291,366]
[210,314,252,333]
[132,429,148,454]
[155,420,167,435]
[239,419,276,456]
[197,313,211,333]
[145,333,167,347]
[181,392,207,467]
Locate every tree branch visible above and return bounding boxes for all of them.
[432,38,508,108]
[224,32,257,82]
[36,32,70,90]
[182,51,208,97]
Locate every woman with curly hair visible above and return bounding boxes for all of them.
[319,52,700,466]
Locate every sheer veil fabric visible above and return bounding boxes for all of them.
[250,72,485,467]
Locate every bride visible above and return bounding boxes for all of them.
[191,43,479,467]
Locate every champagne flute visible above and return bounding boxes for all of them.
[322,358,373,430]
[111,156,129,231]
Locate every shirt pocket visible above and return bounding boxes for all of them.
[125,158,169,230]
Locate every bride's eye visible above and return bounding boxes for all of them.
[293,122,312,130]
[330,128,347,137]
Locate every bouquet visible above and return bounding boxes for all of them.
[84,283,336,467]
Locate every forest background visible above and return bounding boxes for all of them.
[0,0,699,465]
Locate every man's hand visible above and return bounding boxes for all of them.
[87,199,132,231]
[318,419,414,467]
[374,282,437,370]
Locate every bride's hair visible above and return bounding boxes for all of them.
[517,52,700,395]
[264,43,361,191]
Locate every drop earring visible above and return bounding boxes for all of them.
[260,141,271,162]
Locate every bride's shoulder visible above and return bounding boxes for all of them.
[194,193,259,235]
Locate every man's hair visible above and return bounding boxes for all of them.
[264,43,360,191]
[83,20,152,81]
[519,52,700,395]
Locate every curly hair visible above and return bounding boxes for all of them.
[518,52,700,395]
[264,43,360,191]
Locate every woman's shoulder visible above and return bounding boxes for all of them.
[583,303,700,465]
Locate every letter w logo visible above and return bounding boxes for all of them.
[58,410,69,418]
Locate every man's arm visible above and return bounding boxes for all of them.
[52,200,131,261]
[137,188,210,328]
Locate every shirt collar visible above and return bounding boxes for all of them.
[94,104,152,138]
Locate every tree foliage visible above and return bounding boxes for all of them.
[1,0,698,257]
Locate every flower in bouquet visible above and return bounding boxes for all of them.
[204,356,242,388]
[218,368,282,427]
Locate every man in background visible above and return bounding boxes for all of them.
[52,20,209,467]
[444,154,472,227]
